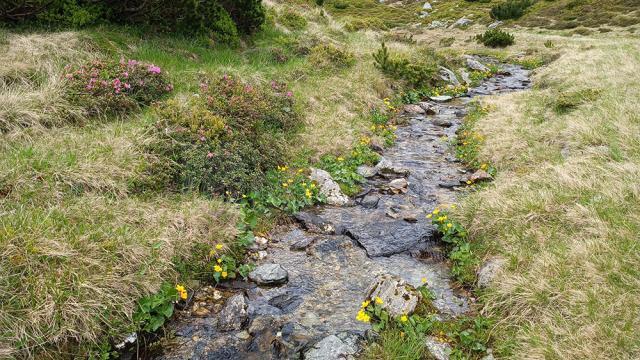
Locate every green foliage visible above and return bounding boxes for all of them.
[373,42,441,87]
[147,75,301,196]
[240,166,324,215]
[64,58,172,118]
[428,207,478,285]
[490,0,535,20]
[319,143,380,196]
[132,283,181,332]
[0,0,266,45]
[278,9,307,30]
[476,29,515,48]
[433,316,494,358]
[308,43,355,69]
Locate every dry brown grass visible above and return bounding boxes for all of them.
[456,30,640,359]
[0,31,98,132]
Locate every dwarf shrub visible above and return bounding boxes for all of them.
[490,0,535,20]
[64,58,172,117]
[147,76,301,195]
[373,42,441,87]
[475,29,515,47]
[309,43,355,69]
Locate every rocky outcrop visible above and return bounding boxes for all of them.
[466,56,490,72]
[425,336,452,360]
[439,66,460,86]
[403,104,426,115]
[477,257,506,288]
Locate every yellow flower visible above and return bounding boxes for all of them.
[361,300,370,308]
[287,178,293,184]
[222,271,228,278]
[371,125,376,131]
[426,214,432,219]
[400,315,408,322]
[209,249,216,257]
[481,163,488,170]
[421,277,427,284]
[176,284,185,293]
[337,157,344,162]
[298,168,304,173]
[447,223,453,229]
[214,265,222,272]
[302,182,307,187]
[310,183,316,189]
[242,194,247,198]
[215,244,223,250]
[356,309,371,323]
[466,180,472,185]
[305,189,312,198]
[433,208,440,215]
[375,296,383,305]
[180,290,187,300]
[282,182,288,188]
[217,258,222,263]
[451,204,456,209]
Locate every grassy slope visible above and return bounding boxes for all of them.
[459,30,640,359]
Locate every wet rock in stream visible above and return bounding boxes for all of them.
[155,61,532,360]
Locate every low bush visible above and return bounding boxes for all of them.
[64,58,172,117]
[147,75,301,196]
[373,42,442,87]
[0,0,265,45]
[475,29,515,47]
[490,0,535,20]
[308,43,355,69]
[279,10,307,30]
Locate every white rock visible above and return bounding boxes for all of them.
[439,66,460,86]
[477,257,506,288]
[423,2,432,10]
[310,168,350,206]
[488,21,503,29]
[366,274,421,316]
[425,336,452,360]
[304,333,360,360]
[466,57,490,72]
[450,17,472,28]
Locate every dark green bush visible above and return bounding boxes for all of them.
[147,76,301,195]
[0,0,265,44]
[475,29,515,47]
[490,0,535,20]
[64,58,173,117]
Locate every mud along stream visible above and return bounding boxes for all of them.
[144,59,531,360]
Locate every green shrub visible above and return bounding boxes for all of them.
[475,29,515,47]
[147,76,301,196]
[64,58,173,117]
[490,0,535,20]
[373,42,441,87]
[0,0,265,44]
[308,43,355,69]
[279,10,307,30]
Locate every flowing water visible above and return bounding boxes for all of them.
[151,59,531,360]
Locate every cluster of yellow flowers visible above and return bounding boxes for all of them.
[426,207,457,230]
[277,165,289,172]
[356,296,385,323]
[383,98,395,111]
[359,136,371,146]
[480,163,489,171]
[175,284,188,300]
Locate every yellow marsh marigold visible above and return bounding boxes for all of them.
[215,244,224,250]
[222,271,228,278]
[400,315,408,322]
[361,300,370,308]
[214,265,222,272]
[356,309,370,323]
[375,296,383,304]
[175,285,187,300]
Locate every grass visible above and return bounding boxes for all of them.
[457,30,640,358]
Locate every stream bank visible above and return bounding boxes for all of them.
[152,59,531,360]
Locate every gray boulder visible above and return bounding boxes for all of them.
[249,264,289,286]
[451,17,472,28]
[429,95,453,102]
[304,333,360,360]
[458,68,471,85]
[466,57,490,72]
[366,274,421,316]
[439,66,460,86]
[418,101,439,115]
[477,258,506,288]
[403,104,426,115]
[218,293,249,332]
[310,168,350,206]
[425,336,452,360]
[488,21,503,29]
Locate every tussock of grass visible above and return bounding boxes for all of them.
[460,32,640,358]
[0,32,95,132]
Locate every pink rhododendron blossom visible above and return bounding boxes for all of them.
[286,91,293,97]
[124,83,131,90]
[122,71,129,78]
[207,152,214,159]
[148,65,161,74]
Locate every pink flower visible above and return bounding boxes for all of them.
[148,65,161,74]
[101,80,108,87]
[113,78,122,89]
[124,83,131,90]
[200,136,206,142]
[128,59,138,67]
[122,71,129,78]
[223,74,228,80]
[65,73,73,80]
[199,82,209,92]
[207,152,214,159]
[139,80,145,86]
[286,91,293,97]
[165,84,174,92]
[245,85,253,93]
